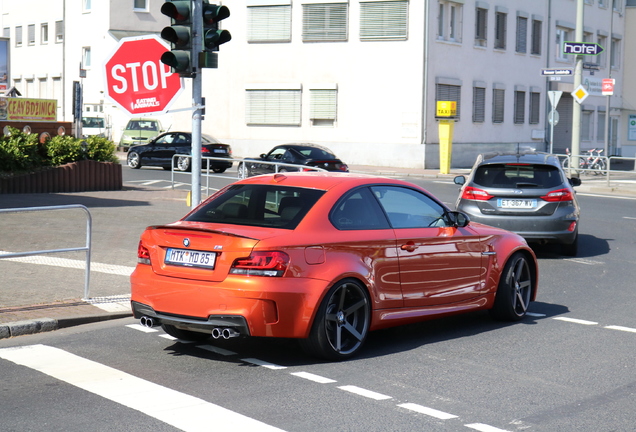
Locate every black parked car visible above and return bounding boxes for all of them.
[237,143,349,179]
[454,152,582,256]
[127,132,233,173]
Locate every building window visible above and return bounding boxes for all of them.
[613,0,622,12]
[28,24,36,46]
[610,38,620,68]
[82,47,91,68]
[15,26,23,47]
[581,110,593,141]
[473,86,485,123]
[438,1,462,43]
[597,112,606,141]
[360,1,409,40]
[248,5,292,43]
[310,89,337,126]
[599,0,607,7]
[133,0,148,11]
[303,3,348,42]
[494,11,506,49]
[531,19,542,55]
[492,88,505,124]
[515,16,527,53]
[39,78,48,99]
[83,0,92,12]
[55,21,63,43]
[436,83,461,119]
[246,89,301,126]
[529,92,540,124]
[585,0,593,5]
[41,23,48,44]
[555,28,570,61]
[475,7,487,46]
[514,91,525,124]
[2,27,9,38]
[596,35,607,67]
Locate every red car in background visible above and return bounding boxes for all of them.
[131,173,538,360]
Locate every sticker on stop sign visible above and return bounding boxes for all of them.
[104,35,184,116]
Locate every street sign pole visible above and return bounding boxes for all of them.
[191,0,203,210]
[547,91,562,154]
[571,0,584,172]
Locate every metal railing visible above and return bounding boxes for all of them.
[0,205,93,299]
[557,153,636,187]
[169,154,328,195]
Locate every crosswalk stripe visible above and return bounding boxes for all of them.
[0,344,285,432]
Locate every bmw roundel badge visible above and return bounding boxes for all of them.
[183,238,190,247]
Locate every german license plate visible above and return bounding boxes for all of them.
[165,248,216,269]
[497,199,537,209]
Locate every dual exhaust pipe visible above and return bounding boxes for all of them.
[139,316,240,339]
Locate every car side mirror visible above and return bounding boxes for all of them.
[446,211,470,228]
[568,177,582,187]
[260,153,267,159]
[454,175,466,186]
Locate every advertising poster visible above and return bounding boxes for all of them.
[629,114,636,141]
[0,97,57,122]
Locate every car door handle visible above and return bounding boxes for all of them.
[400,242,416,252]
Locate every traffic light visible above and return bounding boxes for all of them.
[200,2,231,69]
[160,1,193,77]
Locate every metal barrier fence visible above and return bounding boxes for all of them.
[0,205,93,299]
[169,154,327,196]
[557,154,636,187]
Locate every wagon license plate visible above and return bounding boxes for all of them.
[497,199,537,209]
[165,248,216,269]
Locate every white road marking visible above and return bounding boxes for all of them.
[605,325,636,333]
[465,423,511,432]
[242,358,287,370]
[526,312,546,317]
[625,217,636,220]
[398,402,458,419]
[141,180,163,186]
[553,317,598,325]
[577,192,636,201]
[158,334,196,343]
[290,371,337,384]
[126,324,158,333]
[0,250,134,276]
[563,258,604,265]
[338,385,392,400]
[0,345,285,432]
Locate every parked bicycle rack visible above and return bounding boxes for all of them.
[0,205,93,299]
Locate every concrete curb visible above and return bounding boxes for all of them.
[0,312,132,340]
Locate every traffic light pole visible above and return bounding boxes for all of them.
[191,0,203,209]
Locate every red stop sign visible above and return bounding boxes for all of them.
[104,35,183,115]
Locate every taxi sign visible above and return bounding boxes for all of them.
[436,101,457,118]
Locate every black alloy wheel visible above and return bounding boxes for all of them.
[301,279,370,361]
[490,252,533,321]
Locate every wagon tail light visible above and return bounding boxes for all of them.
[541,188,574,202]
[461,186,494,201]
[230,251,290,277]
[137,241,151,265]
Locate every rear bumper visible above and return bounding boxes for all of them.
[466,213,578,244]
[130,264,328,338]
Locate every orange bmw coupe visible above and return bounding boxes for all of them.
[131,173,538,360]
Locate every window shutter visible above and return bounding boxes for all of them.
[531,20,542,55]
[436,84,461,119]
[516,16,527,53]
[360,1,409,40]
[303,3,348,42]
[493,89,505,123]
[246,90,301,126]
[248,5,292,42]
[529,92,540,124]
[514,91,525,124]
[310,90,337,120]
[473,87,485,123]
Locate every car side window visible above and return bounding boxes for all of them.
[371,186,448,228]
[330,188,390,230]
[268,148,286,160]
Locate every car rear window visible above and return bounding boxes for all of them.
[473,163,563,189]
[185,184,325,229]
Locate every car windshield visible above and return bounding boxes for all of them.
[82,117,104,128]
[185,184,325,229]
[473,163,563,189]
[126,121,158,131]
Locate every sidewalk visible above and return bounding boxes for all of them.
[2,163,635,340]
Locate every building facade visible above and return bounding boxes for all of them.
[1,0,633,168]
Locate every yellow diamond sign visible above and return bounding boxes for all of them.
[571,85,589,104]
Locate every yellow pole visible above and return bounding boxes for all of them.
[438,119,454,174]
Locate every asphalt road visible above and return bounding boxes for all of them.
[1,166,635,431]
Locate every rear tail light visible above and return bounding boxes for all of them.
[541,188,574,202]
[137,241,151,265]
[337,163,349,172]
[568,221,577,232]
[201,147,210,153]
[230,251,290,277]
[461,186,494,201]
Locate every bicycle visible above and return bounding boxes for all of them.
[562,148,606,175]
